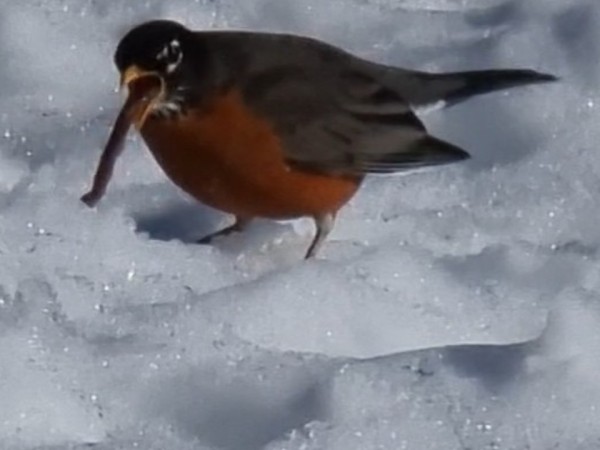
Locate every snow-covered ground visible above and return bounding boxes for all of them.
[1,0,599,448]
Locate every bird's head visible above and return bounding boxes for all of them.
[114,20,195,127]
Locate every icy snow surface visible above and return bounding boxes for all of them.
[0,0,599,449]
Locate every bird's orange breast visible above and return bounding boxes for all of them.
[139,89,361,219]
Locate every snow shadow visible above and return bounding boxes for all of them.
[134,200,221,243]
[144,367,329,450]
[443,342,531,392]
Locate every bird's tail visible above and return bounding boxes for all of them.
[397,69,558,107]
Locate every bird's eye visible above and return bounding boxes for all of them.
[156,39,182,73]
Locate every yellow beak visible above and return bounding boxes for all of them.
[120,65,157,89]
[119,65,164,130]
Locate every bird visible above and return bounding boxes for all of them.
[81,20,557,259]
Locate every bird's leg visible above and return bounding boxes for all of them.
[305,213,336,259]
[197,216,252,244]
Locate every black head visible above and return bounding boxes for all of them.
[115,20,194,80]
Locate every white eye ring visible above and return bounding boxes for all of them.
[169,40,181,52]
[166,52,182,73]
[156,40,182,73]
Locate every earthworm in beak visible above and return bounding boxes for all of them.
[81,76,161,208]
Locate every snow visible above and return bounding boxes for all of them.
[0,0,599,448]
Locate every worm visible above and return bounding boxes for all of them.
[81,77,161,207]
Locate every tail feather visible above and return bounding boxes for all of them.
[399,69,558,107]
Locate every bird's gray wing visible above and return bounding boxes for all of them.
[240,62,470,175]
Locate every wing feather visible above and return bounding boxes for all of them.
[241,62,470,175]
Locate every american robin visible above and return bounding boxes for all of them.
[81,20,556,258]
